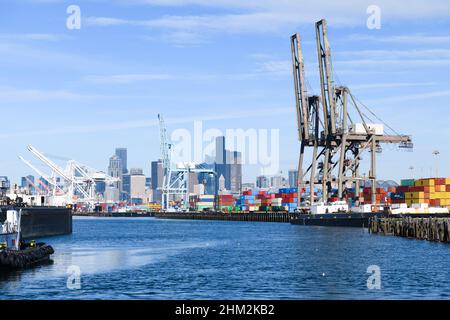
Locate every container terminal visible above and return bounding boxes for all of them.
[2,19,449,230]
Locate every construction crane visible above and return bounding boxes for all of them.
[291,19,413,207]
[158,114,215,212]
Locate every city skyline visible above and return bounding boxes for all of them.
[0,0,449,185]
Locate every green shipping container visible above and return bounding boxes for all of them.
[401,179,415,187]
[218,206,233,211]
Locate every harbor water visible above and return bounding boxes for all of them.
[1,217,450,300]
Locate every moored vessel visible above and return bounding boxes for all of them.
[0,209,54,270]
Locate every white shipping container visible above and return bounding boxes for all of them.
[349,123,384,135]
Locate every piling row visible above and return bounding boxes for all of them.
[155,212,293,223]
[369,216,450,242]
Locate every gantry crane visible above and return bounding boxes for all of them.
[291,19,413,207]
[19,145,119,208]
[158,114,215,212]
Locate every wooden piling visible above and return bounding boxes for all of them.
[369,216,450,243]
[155,212,292,223]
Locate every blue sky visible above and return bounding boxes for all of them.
[0,0,450,184]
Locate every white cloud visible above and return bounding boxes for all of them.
[0,106,295,138]
[85,1,450,46]
[335,58,450,68]
[84,73,173,84]
[0,86,110,102]
[347,34,450,45]
[365,90,450,105]
[0,33,64,41]
[350,82,439,90]
[337,49,450,60]
[89,0,450,32]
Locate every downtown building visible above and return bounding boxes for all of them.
[214,136,242,196]
[107,155,122,202]
[151,159,163,203]
[288,170,299,188]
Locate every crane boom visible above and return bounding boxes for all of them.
[291,33,310,142]
[27,145,90,199]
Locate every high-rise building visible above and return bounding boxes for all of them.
[151,159,164,203]
[21,175,35,193]
[130,168,146,204]
[256,176,270,189]
[218,175,226,192]
[145,177,152,189]
[215,136,226,165]
[214,136,242,196]
[108,155,122,202]
[122,174,131,201]
[95,181,106,196]
[0,176,10,194]
[115,148,128,174]
[198,163,216,195]
[271,175,284,188]
[229,151,242,195]
[288,170,299,188]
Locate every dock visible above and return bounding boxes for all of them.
[155,212,292,223]
[369,215,450,243]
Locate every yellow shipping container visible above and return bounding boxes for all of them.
[413,192,425,199]
[416,179,436,187]
[436,185,445,192]
[435,192,450,200]
[445,178,450,185]
[429,192,436,200]
[412,198,425,203]
[406,199,413,206]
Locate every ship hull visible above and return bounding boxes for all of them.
[0,206,72,239]
[290,212,387,228]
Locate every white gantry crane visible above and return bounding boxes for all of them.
[18,145,119,208]
[158,114,215,212]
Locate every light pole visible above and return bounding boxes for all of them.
[432,150,440,178]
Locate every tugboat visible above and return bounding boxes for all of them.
[0,209,54,270]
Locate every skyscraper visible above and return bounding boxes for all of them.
[130,168,146,205]
[21,175,35,194]
[229,151,242,195]
[151,159,163,202]
[115,148,128,174]
[108,155,122,202]
[122,173,131,201]
[271,175,284,188]
[288,170,299,188]
[214,136,242,195]
[256,176,270,189]
[215,136,226,165]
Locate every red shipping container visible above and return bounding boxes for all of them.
[396,186,409,193]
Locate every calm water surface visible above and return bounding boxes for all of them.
[1,217,450,300]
